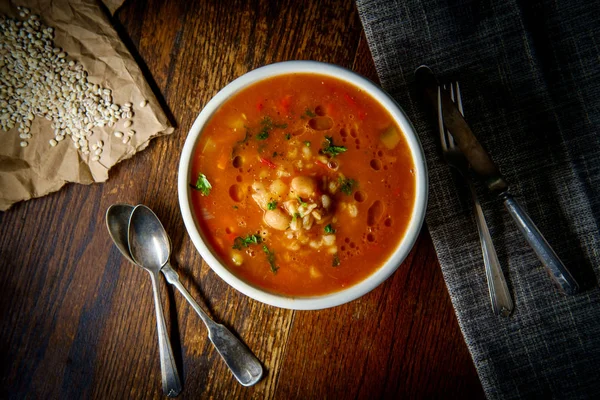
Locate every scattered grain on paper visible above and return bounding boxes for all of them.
[139,100,148,108]
[0,11,137,162]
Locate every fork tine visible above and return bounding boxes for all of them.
[447,84,456,148]
[437,86,448,152]
[454,82,464,115]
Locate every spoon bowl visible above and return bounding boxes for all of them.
[106,204,136,264]
[128,205,171,271]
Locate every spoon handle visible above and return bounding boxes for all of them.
[162,264,264,386]
[148,270,183,397]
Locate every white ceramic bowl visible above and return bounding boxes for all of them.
[178,61,428,310]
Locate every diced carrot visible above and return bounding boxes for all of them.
[260,157,277,169]
[279,94,293,113]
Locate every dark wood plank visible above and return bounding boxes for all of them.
[0,0,485,399]
[274,230,484,399]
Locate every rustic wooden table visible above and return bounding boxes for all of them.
[0,0,486,398]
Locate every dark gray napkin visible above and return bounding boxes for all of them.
[355,0,600,398]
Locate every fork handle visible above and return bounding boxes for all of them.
[469,183,514,316]
[502,193,579,295]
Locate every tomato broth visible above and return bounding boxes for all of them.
[190,73,415,297]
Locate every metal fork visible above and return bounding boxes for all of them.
[437,82,514,317]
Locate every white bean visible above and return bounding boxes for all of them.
[269,179,288,197]
[302,146,312,159]
[291,176,317,198]
[264,209,291,231]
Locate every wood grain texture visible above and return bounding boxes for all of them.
[0,0,485,399]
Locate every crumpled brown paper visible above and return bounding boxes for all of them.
[102,0,123,14]
[0,0,174,211]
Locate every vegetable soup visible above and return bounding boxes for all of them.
[190,73,415,296]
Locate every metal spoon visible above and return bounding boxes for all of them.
[104,204,182,397]
[107,204,263,387]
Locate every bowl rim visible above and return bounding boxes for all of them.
[178,60,428,310]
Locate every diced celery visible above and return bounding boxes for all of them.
[380,126,401,149]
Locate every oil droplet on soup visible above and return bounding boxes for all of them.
[190,73,416,296]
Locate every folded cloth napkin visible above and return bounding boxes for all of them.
[356,0,600,398]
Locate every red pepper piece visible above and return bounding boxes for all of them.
[260,157,277,169]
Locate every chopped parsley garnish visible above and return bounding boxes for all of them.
[191,173,212,196]
[304,108,316,118]
[324,224,336,234]
[297,196,306,206]
[256,116,287,140]
[285,133,291,140]
[332,254,340,267]
[339,177,356,195]
[322,136,347,157]
[304,141,311,147]
[292,212,301,223]
[232,234,262,250]
[263,245,279,273]
[257,131,269,140]
[233,205,239,210]
[267,200,277,210]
